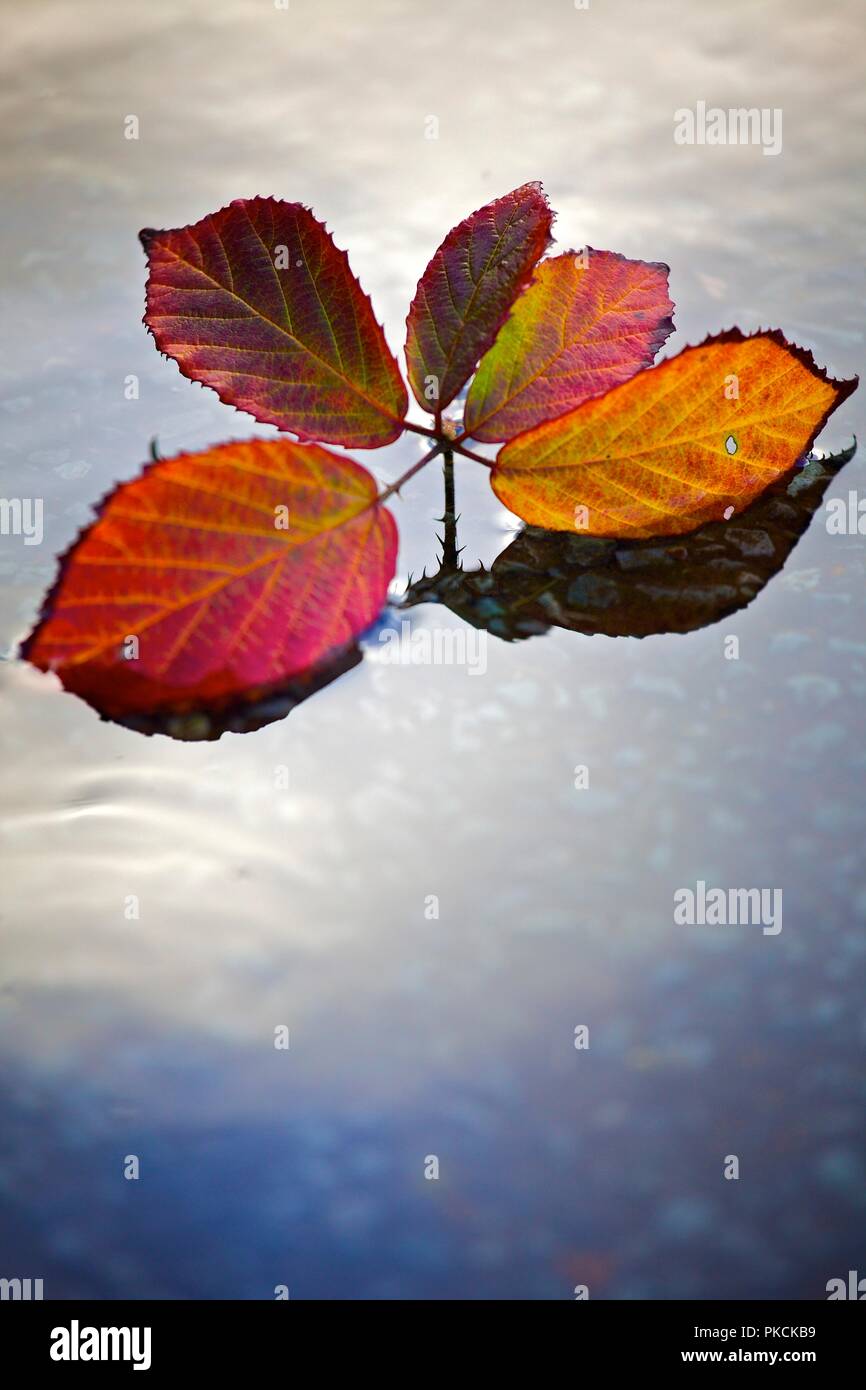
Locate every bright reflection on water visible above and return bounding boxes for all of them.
[1,0,864,1298]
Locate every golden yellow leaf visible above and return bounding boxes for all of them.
[492,330,857,538]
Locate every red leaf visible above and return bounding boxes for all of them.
[465,250,674,441]
[405,183,553,413]
[23,439,397,718]
[141,198,407,447]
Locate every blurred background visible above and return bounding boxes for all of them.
[0,0,864,1298]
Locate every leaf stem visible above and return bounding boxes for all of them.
[452,438,494,468]
[379,419,492,510]
[402,419,439,439]
[378,442,445,504]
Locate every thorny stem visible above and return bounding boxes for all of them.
[440,447,458,568]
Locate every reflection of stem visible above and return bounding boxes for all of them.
[377,442,444,505]
[441,447,458,569]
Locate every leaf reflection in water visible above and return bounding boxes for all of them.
[114,642,362,741]
[24,442,855,740]
[402,442,857,641]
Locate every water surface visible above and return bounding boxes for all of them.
[1,0,864,1298]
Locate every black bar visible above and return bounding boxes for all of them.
[1,1298,861,1375]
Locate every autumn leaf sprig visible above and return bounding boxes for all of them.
[23,184,857,725]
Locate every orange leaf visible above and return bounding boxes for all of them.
[141,198,407,447]
[23,439,397,718]
[492,330,857,538]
